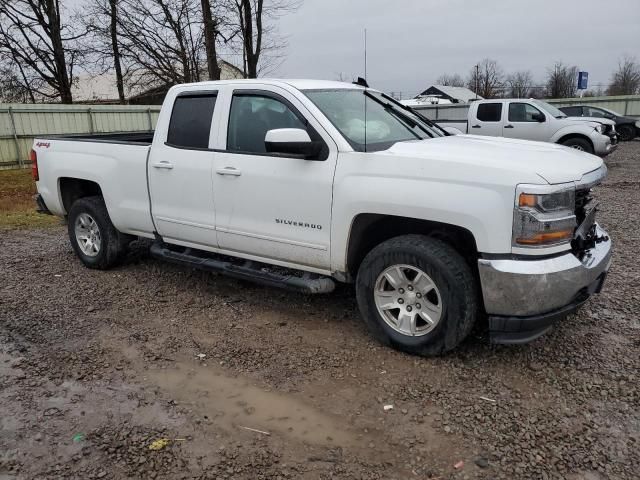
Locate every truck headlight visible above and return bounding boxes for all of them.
[635,121,640,129]
[513,187,576,247]
[595,124,604,134]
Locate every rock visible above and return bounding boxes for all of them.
[474,456,489,468]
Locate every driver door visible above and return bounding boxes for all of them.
[502,102,550,142]
[212,86,337,270]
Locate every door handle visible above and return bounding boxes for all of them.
[504,125,514,129]
[471,125,481,128]
[152,161,174,170]
[216,167,242,176]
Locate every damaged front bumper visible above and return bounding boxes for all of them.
[477,224,612,344]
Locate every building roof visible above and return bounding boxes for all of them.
[71,60,244,103]
[418,85,482,103]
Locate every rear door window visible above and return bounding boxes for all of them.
[476,103,502,122]
[167,93,217,149]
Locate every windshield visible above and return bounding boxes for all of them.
[303,89,443,152]
[532,100,567,119]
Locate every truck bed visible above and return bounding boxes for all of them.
[40,131,154,145]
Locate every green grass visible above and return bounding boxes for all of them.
[0,168,59,229]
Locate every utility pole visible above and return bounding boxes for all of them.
[475,64,479,99]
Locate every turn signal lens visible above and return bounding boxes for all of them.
[516,229,574,245]
[518,193,537,208]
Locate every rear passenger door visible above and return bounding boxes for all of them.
[148,91,219,248]
[211,85,337,270]
[470,103,503,136]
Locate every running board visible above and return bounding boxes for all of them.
[150,242,335,294]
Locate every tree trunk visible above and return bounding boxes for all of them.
[109,0,125,103]
[48,0,72,103]
[240,0,258,78]
[201,0,220,80]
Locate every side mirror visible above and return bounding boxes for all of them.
[532,112,545,122]
[264,128,322,159]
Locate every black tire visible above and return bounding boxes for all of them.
[561,137,593,154]
[617,124,636,142]
[67,196,130,270]
[355,235,478,356]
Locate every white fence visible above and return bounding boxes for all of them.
[0,104,161,169]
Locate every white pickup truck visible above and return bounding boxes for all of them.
[32,79,612,355]
[436,98,618,157]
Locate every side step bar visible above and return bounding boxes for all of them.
[150,242,336,294]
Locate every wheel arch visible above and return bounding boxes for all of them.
[58,177,103,214]
[345,213,479,281]
[556,133,594,152]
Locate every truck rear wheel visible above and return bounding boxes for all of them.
[356,235,478,356]
[67,196,130,270]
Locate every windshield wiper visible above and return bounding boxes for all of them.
[380,92,449,136]
[363,90,433,138]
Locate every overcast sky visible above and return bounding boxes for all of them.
[272,0,640,97]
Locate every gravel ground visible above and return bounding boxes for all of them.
[1,141,639,479]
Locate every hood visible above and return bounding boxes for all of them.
[382,135,603,184]
[565,116,616,127]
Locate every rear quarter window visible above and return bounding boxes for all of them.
[167,94,217,149]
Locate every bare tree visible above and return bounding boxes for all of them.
[506,70,533,98]
[435,73,465,87]
[0,0,88,103]
[84,0,127,102]
[114,0,205,90]
[467,59,504,99]
[231,0,300,78]
[0,61,39,102]
[607,55,640,95]
[546,62,578,98]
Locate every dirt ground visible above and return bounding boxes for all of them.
[1,142,639,479]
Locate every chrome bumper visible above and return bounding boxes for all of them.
[478,225,612,317]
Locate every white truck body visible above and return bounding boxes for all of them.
[33,79,613,353]
[431,98,618,157]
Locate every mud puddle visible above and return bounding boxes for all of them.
[145,359,359,447]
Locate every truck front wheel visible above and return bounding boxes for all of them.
[67,196,130,270]
[356,235,478,356]
[561,137,593,154]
